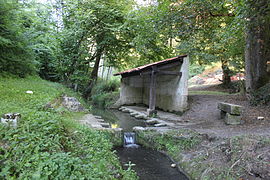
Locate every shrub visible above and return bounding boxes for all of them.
[91,79,120,109]
[250,83,270,105]
[0,1,35,77]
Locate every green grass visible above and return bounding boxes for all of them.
[189,90,230,95]
[0,76,137,179]
[136,129,202,159]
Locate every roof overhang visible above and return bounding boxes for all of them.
[114,55,187,78]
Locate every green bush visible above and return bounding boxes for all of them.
[250,83,270,105]
[0,1,35,77]
[189,63,205,78]
[91,79,120,109]
[91,79,120,94]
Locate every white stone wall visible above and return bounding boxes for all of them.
[119,75,144,105]
[118,56,189,113]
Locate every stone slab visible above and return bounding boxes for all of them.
[121,108,130,113]
[218,102,242,115]
[133,126,145,131]
[154,123,167,127]
[130,112,139,116]
[100,123,110,128]
[146,119,159,125]
[135,113,147,119]
[225,113,242,125]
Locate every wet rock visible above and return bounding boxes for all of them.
[100,123,110,128]
[119,107,125,111]
[94,115,102,119]
[122,108,130,113]
[133,126,145,131]
[91,124,103,128]
[97,119,105,122]
[130,112,138,117]
[135,113,147,119]
[154,123,167,127]
[146,119,159,125]
[62,95,85,112]
[110,128,123,132]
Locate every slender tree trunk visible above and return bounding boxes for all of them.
[221,59,231,86]
[83,47,103,99]
[245,0,270,94]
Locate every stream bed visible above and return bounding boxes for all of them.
[116,146,188,180]
[92,108,189,180]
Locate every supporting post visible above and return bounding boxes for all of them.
[147,66,157,116]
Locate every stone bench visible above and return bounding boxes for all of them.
[218,102,243,125]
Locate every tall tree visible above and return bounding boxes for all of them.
[244,0,270,93]
[0,0,35,77]
[58,0,133,97]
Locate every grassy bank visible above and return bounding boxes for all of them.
[136,129,270,180]
[0,76,137,179]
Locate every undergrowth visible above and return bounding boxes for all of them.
[250,82,270,106]
[136,129,270,180]
[0,76,137,179]
[91,79,120,109]
[136,129,202,159]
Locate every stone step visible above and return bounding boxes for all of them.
[135,113,147,119]
[146,119,159,125]
[154,123,167,127]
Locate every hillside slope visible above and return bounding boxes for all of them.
[0,76,136,179]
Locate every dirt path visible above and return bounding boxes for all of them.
[122,84,270,138]
[177,85,270,138]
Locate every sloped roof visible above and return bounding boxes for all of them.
[114,55,187,76]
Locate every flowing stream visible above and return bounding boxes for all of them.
[92,108,189,180]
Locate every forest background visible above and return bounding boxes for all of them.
[1,0,269,102]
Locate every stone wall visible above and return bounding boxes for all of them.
[118,56,189,113]
[118,75,143,105]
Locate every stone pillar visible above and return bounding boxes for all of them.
[173,56,189,112]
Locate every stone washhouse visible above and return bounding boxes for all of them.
[114,55,189,116]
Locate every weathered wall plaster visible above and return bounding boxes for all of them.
[117,56,189,113]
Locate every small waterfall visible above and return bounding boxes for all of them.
[123,132,139,148]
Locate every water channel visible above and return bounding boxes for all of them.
[92,108,189,180]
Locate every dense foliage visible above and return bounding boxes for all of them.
[0,76,137,179]
[0,0,35,77]
[1,0,269,95]
[91,79,120,109]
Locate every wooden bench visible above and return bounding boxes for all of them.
[218,102,243,125]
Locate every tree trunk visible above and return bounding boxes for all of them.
[221,59,231,86]
[245,0,270,94]
[83,47,103,99]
